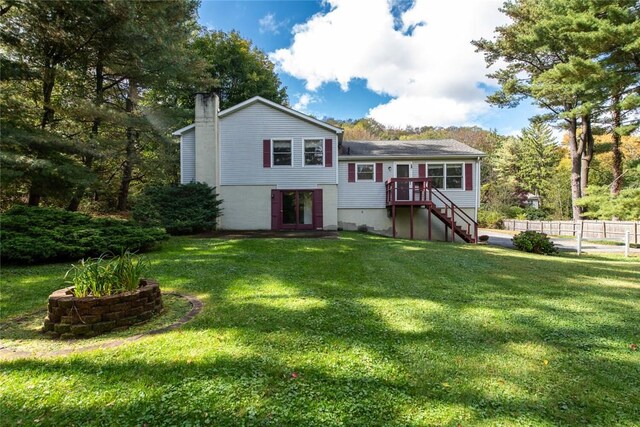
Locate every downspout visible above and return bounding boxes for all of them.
[475,157,481,222]
[179,135,184,184]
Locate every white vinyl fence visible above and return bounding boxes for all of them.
[502,219,639,244]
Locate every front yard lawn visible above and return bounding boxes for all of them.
[1,232,638,426]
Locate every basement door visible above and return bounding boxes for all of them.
[271,189,323,230]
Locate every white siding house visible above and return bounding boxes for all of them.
[173,94,485,242]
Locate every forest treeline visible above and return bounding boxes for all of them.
[1,0,286,212]
[1,0,638,221]
[331,118,639,222]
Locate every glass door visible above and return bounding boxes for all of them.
[280,190,314,229]
[395,163,411,201]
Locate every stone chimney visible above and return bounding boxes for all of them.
[194,92,219,188]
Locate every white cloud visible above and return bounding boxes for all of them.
[293,93,319,112]
[259,12,282,34]
[270,0,507,127]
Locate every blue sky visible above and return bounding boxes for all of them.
[198,0,543,137]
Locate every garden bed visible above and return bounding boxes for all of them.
[43,279,163,339]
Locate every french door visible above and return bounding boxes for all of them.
[271,189,323,230]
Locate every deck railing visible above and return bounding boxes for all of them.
[385,177,478,242]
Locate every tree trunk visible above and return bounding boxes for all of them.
[116,81,138,211]
[579,114,594,197]
[40,60,56,130]
[611,94,623,196]
[567,117,582,220]
[67,58,103,211]
[29,59,58,206]
[28,193,41,206]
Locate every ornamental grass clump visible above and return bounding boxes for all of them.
[65,252,148,297]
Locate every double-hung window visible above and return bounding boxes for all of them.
[357,163,375,181]
[303,138,324,166]
[427,163,463,190]
[272,139,292,166]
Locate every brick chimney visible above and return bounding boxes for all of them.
[194,92,219,188]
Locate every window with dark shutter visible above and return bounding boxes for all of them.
[272,139,292,166]
[325,138,333,167]
[303,139,323,166]
[263,140,271,168]
[356,164,374,181]
[348,163,356,182]
[465,163,473,191]
[375,163,383,182]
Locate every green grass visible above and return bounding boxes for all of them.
[1,232,639,426]
[0,294,191,355]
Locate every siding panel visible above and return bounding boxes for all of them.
[180,129,196,184]
[220,103,337,186]
[338,161,477,209]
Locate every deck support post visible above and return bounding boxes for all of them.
[392,205,396,238]
[428,206,432,241]
[410,205,414,240]
[451,206,455,243]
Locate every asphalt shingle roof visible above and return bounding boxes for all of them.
[341,139,485,158]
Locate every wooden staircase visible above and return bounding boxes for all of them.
[385,177,477,243]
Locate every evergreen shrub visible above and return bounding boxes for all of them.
[132,182,222,235]
[0,206,167,264]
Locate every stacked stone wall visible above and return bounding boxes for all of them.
[43,279,162,339]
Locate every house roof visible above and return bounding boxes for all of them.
[220,96,343,134]
[172,96,344,137]
[172,123,195,136]
[340,139,485,159]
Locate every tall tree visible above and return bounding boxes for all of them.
[516,122,562,204]
[191,30,288,110]
[474,0,640,217]
[1,0,108,205]
[1,0,205,211]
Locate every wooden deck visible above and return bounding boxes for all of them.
[385,178,477,243]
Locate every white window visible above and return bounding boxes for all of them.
[427,163,463,190]
[272,139,292,166]
[303,138,324,166]
[357,163,374,181]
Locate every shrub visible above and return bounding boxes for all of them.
[478,210,503,229]
[512,231,558,255]
[132,182,222,235]
[522,206,550,220]
[506,206,526,219]
[0,206,167,264]
[65,251,148,297]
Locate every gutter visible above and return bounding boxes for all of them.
[337,154,487,161]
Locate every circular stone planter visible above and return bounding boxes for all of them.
[42,279,163,339]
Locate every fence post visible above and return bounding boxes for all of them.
[625,231,630,258]
[635,222,638,245]
[603,221,606,238]
[577,225,582,256]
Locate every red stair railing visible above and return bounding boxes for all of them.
[385,177,478,243]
